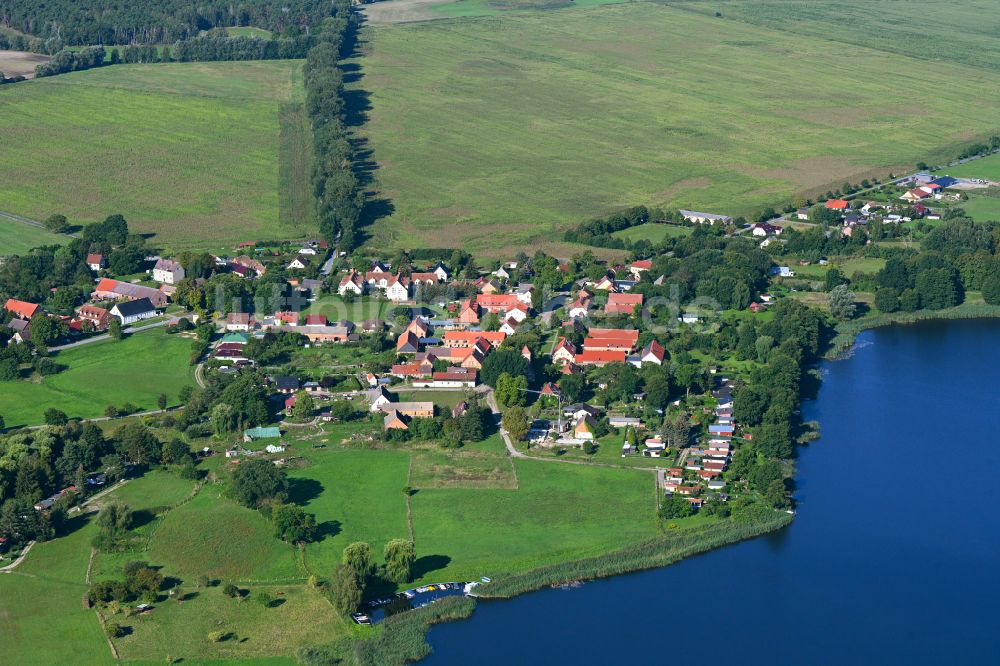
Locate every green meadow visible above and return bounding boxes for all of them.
[0,329,194,427]
[0,217,69,255]
[961,193,1000,223]
[354,2,1000,252]
[0,61,314,250]
[945,153,1000,181]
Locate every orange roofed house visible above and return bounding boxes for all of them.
[442,330,506,348]
[92,278,168,307]
[604,293,643,316]
[5,299,40,320]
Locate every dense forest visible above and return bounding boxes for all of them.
[0,0,333,46]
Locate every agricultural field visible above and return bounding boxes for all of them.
[0,49,49,78]
[353,2,1000,252]
[0,328,195,427]
[0,217,69,255]
[0,60,314,250]
[695,0,1000,72]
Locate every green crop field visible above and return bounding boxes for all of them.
[0,328,195,427]
[353,2,1000,253]
[695,0,1000,72]
[0,217,69,255]
[945,154,1000,181]
[0,60,314,250]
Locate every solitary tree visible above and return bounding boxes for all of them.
[44,214,70,233]
[827,284,857,320]
[328,563,362,615]
[109,318,124,341]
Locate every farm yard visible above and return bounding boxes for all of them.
[0,60,314,250]
[0,328,194,427]
[352,2,1000,252]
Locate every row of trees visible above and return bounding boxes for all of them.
[303,4,364,251]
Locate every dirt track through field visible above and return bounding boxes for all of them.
[362,0,455,24]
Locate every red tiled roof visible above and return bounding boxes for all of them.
[825,199,849,210]
[5,299,40,319]
[574,349,628,365]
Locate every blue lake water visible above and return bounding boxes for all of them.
[424,320,1000,665]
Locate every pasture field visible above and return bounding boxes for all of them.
[945,153,1000,181]
[0,217,69,255]
[293,449,413,574]
[0,61,314,250]
[0,328,194,427]
[353,2,1000,252]
[961,193,1000,222]
[225,26,274,38]
[409,459,659,580]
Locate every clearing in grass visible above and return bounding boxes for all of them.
[0,328,194,427]
[0,61,314,250]
[353,3,1000,252]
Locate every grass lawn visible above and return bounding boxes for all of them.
[0,217,69,255]
[0,61,314,250]
[353,2,1000,252]
[114,583,344,663]
[0,328,194,428]
[409,459,658,581]
[306,295,392,323]
[945,153,1000,181]
[392,389,469,410]
[612,222,692,244]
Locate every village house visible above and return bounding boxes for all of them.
[442,330,506,348]
[110,297,158,325]
[592,273,616,291]
[86,254,106,271]
[226,312,251,332]
[457,299,481,324]
[825,199,849,211]
[300,321,356,343]
[573,414,597,440]
[628,259,653,279]
[584,328,639,352]
[640,340,665,365]
[567,293,592,319]
[274,376,300,394]
[368,386,392,412]
[152,258,185,285]
[477,293,522,315]
[385,275,410,302]
[433,262,450,282]
[397,330,421,354]
[414,368,478,389]
[383,409,409,430]
[552,337,577,365]
[77,305,111,331]
[338,270,365,296]
[287,256,311,271]
[751,222,783,237]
